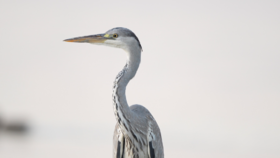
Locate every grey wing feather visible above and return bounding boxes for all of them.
[149,117,164,158]
[113,124,123,158]
[130,104,164,158]
[113,105,164,158]
[154,122,164,158]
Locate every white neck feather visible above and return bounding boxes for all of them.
[116,45,141,110]
[112,43,141,133]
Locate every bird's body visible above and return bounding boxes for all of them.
[113,105,163,158]
[64,27,164,158]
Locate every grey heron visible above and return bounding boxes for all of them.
[64,27,164,158]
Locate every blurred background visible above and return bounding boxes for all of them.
[0,0,279,158]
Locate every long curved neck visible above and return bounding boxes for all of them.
[112,47,141,133]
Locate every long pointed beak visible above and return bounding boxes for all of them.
[64,34,110,43]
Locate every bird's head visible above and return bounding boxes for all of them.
[64,27,142,52]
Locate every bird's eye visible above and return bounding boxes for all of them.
[113,34,118,38]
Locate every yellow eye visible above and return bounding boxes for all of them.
[113,33,118,38]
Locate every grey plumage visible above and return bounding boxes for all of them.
[64,27,164,158]
[105,27,142,50]
[112,63,164,158]
[113,105,164,158]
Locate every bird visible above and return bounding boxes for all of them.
[64,27,164,158]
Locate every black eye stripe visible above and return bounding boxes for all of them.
[105,27,142,50]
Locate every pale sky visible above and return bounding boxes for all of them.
[0,0,279,158]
